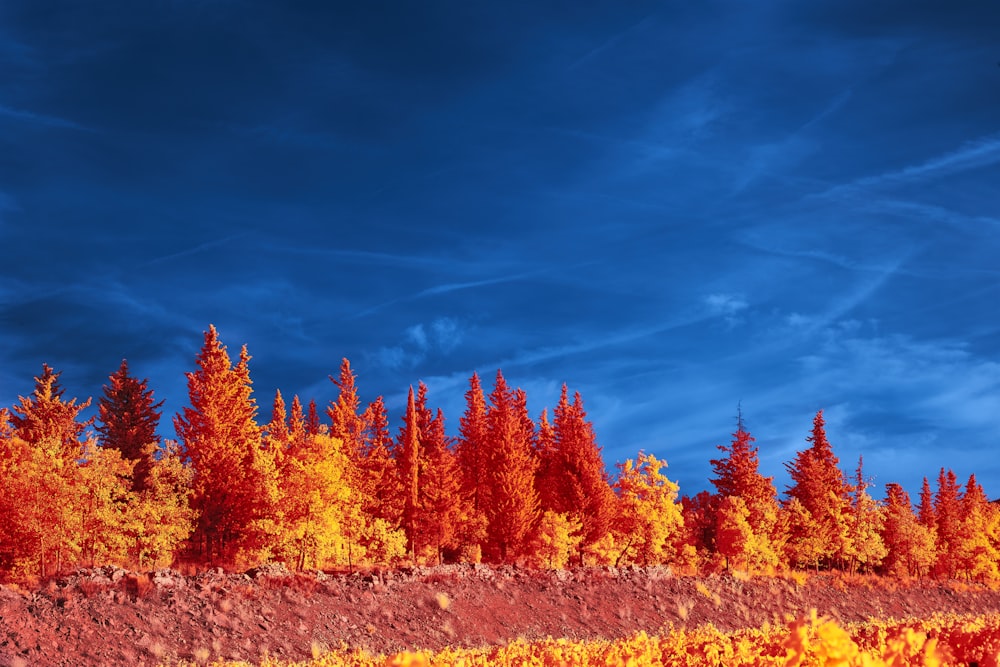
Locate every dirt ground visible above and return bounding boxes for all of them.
[3,564,1000,666]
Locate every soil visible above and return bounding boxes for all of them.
[2,564,1000,666]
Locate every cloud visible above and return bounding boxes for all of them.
[704,293,748,326]
[0,103,90,131]
[820,132,1000,198]
[372,317,467,371]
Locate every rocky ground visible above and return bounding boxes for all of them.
[2,564,1000,666]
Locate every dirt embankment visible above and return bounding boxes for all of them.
[2,564,1000,666]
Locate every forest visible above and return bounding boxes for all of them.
[1,324,997,582]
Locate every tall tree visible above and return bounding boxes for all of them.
[784,410,850,569]
[483,370,540,562]
[399,386,421,559]
[174,325,277,563]
[709,410,782,570]
[96,359,164,491]
[328,358,367,459]
[456,372,490,558]
[843,456,887,574]
[542,385,617,560]
[613,453,683,566]
[931,468,962,578]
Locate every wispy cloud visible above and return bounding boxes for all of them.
[0,103,90,131]
[141,233,249,267]
[704,293,748,327]
[820,132,1000,198]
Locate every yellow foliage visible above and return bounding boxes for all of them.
[527,510,584,569]
[164,610,1000,667]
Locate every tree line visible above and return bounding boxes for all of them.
[0,325,997,581]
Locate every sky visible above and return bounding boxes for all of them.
[2,1,999,500]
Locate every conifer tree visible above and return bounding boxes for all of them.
[880,483,935,578]
[784,410,850,569]
[400,386,421,559]
[931,468,962,578]
[10,363,92,459]
[457,372,489,514]
[174,325,278,562]
[709,410,782,570]
[414,408,468,564]
[96,359,163,491]
[328,358,367,459]
[360,396,403,525]
[543,385,617,560]
[483,370,540,562]
[955,474,1000,581]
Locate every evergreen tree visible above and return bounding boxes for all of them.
[96,359,163,491]
[483,370,540,562]
[880,483,935,578]
[784,410,850,569]
[544,385,617,560]
[174,325,278,563]
[10,363,92,459]
[709,409,782,570]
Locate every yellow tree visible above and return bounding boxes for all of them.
[612,453,683,566]
[955,475,1000,581]
[121,440,196,569]
[275,432,355,570]
[843,457,887,574]
[527,511,583,570]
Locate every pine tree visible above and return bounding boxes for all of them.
[955,474,1000,581]
[880,483,935,578]
[10,364,92,459]
[483,370,540,562]
[399,386,421,559]
[784,410,850,569]
[931,468,962,578]
[414,408,468,564]
[173,325,277,563]
[96,359,164,491]
[544,385,617,561]
[709,409,782,571]
[328,358,367,460]
[360,396,402,525]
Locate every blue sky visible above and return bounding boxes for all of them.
[2,2,999,499]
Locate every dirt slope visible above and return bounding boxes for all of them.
[2,564,1000,666]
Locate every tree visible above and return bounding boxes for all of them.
[414,408,469,564]
[880,483,935,578]
[328,358,367,460]
[842,456,887,574]
[399,386,421,559]
[10,364,91,459]
[540,385,617,561]
[709,410,782,571]
[784,410,850,569]
[173,325,278,563]
[96,359,163,491]
[483,371,540,562]
[612,453,683,567]
[931,468,962,578]
[457,372,490,516]
[954,474,1000,581]
[715,495,753,571]
[528,511,583,570]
